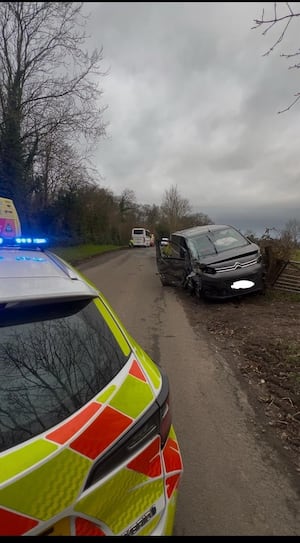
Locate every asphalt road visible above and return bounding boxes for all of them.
[78,247,300,536]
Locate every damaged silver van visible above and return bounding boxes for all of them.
[156,224,266,301]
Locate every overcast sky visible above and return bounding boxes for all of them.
[82,2,300,235]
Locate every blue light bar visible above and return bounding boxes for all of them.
[0,236,48,248]
[15,237,47,245]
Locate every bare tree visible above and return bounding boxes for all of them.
[252,2,300,113]
[141,203,160,233]
[180,211,214,229]
[32,136,96,211]
[0,2,107,227]
[118,189,137,220]
[281,217,300,245]
[160,184,191,233]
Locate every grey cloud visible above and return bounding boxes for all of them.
[83,2,300,233]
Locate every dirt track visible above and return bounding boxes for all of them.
[181,289,300,473]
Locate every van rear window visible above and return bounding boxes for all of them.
[133,229,144,235]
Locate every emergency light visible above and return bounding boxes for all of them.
[0,236,48,248]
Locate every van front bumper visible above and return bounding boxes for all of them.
[201,266,265,300]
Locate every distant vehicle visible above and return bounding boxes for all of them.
[160,237,169,246]
[0,196,21,238]
[0,234,183,536]
[131,227,151,247]
[156,224,266,300]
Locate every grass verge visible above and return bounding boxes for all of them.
[50,244,123,265]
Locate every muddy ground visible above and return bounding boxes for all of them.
[182,288,300,473]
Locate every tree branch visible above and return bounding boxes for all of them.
[252,2,300,112]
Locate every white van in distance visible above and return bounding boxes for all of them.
[131,227,151,247]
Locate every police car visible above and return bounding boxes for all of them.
[0,236,183,536]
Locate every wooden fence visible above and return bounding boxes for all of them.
[259,242,300,294]
[271,260,300,294]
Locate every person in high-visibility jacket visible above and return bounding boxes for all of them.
[161,240,172,257]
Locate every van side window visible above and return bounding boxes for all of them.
[165,241,182,259]
[170,236,186,258]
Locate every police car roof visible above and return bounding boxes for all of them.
[0,248,98,304]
